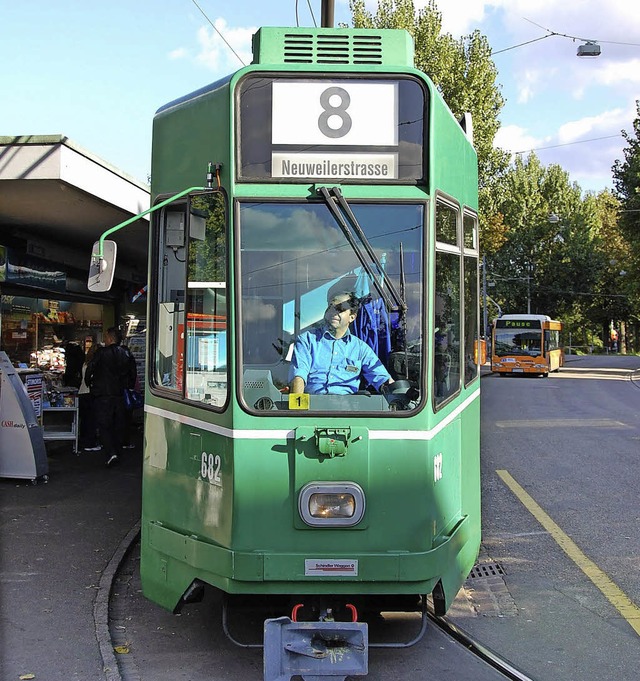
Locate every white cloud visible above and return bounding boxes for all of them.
[496,102,636,191]
[494,123,543,154]
[168,47,188,60]
[557,107,628,144]
[592,58,640,86]
[360,0,505,35]
[195,20,255,73]
[426,0,492,36]
[515,69,549,105]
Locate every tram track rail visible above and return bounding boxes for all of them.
[427,611,539,681]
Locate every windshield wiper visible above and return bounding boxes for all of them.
[317,186,407,314]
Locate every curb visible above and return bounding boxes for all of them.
[94,520,142,681]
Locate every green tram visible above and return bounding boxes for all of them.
[91,24,480,678]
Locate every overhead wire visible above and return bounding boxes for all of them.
[190,0,246,66]
[492,18,634,156]
[492,34,555,55]
[492,17,640,55]
[287,0,321,28]
[524,17,640,48]
[514,134,623,155]
[192,0,319,63]
[306,0,317,27]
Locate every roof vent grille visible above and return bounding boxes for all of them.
[251,28,414,67]
[282,33,384,65]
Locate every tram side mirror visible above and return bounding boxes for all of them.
[88,240,117,292]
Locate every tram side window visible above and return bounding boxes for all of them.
[434,202,461,407]
[463,254,479,384]
[154,193,227,407]
[463,213,479,385]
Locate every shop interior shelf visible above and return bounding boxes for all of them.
[41,400,78,451]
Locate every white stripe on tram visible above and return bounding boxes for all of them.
[369,389,479,440]
[144,388,479,442]
[144,404,294,439]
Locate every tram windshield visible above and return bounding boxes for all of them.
[238,197,424,413]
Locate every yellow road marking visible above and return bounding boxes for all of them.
[497,469,640,636]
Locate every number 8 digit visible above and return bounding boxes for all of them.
[318,87,352,139]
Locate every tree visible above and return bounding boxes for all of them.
[611,100,640,350]
[613,100,640,271]
[587,190,637,350]
[486,155,603,324]
[612,99,640,207]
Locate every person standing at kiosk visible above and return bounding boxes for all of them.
[85,327,136,467]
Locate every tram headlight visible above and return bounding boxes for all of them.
[310,493,354,518]
[298,482,365,527]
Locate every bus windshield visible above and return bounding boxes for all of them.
[494,328,541,357]
[238,198,424,413]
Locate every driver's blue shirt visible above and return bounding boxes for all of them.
[289,327,391,395]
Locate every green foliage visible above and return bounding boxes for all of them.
[613,100,640,208]
[189,192,226,282]
[613,100,640,277]
[486,155,601,320]
[486,156,640,349]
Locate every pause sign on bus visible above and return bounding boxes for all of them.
[499,319,540,329]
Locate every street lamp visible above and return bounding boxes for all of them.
[577,41,601,57]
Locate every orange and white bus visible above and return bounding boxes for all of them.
[492,314,563,377]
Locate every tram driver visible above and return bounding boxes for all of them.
[288,291,394,395]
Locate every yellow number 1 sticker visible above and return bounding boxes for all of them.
[289,393,310,410]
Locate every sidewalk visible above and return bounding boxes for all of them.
[0,439,142,681]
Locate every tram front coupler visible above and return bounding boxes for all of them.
[263,604,368,681]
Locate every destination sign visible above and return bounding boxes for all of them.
[237,76,426,182]
[272,80,398,179]
[271,152,398,180]
[496,319,542,329]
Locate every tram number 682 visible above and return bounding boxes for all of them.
[201,452,222,485]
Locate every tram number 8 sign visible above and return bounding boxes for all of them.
[271,80,400,179]
[318,86,353,138]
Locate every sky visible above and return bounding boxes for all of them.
[2,0,639,194]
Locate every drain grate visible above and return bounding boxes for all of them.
[467,562,505,579]
[464,560,517,617]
